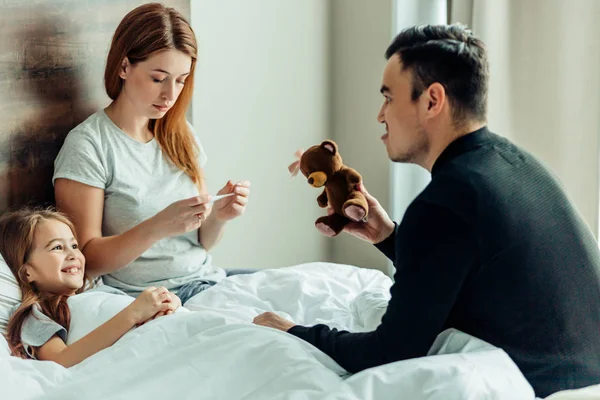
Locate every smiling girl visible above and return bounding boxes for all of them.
[0,208,179,367]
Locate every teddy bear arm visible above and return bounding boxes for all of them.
[345,168,363,185]
[317,189,329,208]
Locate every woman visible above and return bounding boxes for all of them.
[53,3,250,304]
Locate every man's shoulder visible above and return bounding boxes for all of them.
[419,166,479,207]
[415,155,494,226]
[418,132,563,226]
[427,133,545,198]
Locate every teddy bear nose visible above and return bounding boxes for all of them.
[308,171,327,188]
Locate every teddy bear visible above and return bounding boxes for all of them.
[288,140,368,237]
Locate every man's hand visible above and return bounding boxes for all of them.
[326,183,395,244]
[253,312,296,332]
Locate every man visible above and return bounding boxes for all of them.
[254,24,600,397]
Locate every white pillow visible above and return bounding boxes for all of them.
[544,384,600,400]
[0,255,21,336]
[0,333,8,357]
[345,329,535,400]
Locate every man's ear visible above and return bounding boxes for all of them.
[320,140,338,155]
[425,82,446,117]
[118,57,130,80]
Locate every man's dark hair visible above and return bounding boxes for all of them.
[385,24,489,125]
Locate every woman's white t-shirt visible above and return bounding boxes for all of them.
[53,110,225,295]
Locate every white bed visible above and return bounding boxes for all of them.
[1,262,598,400]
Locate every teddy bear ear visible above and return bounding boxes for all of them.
[288,148,304,178]
[321,140,338,155]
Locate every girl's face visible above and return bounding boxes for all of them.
[119,49,192,119]
[23,219,85,296]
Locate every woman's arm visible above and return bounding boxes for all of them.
[198,214,227,251]
[198,180,250,250]
[55,179,162,277]
[195,177,226,251]
[55,179,210,277]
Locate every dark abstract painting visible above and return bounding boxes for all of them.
[0,0,190,212]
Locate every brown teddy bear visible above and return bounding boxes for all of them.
[288,140,368,237]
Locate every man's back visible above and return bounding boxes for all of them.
[425,127,600,396]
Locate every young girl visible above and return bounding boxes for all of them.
[0,208,180,367]
[52,2,251,305]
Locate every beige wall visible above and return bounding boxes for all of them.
[190,0,331,269]
[191,1,411,274]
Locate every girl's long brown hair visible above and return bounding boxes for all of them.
[0,208,89,359]
[105,3,203,186]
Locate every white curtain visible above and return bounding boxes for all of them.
[387,0,445,276]
[389,0,445,223]
[391,0,600,237]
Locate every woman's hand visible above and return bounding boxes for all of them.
[212,180,251,222]
[149,195,212,240]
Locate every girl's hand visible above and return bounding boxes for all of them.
[152,292,182,319]
[127,287,175,325]
[212,180,250,222]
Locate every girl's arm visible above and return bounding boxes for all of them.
[34,308,137,368]
[34,287,176,368]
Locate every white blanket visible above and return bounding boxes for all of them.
[0,262,535,400]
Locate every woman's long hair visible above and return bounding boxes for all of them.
[104,3,203,187]
[0,208,89,359]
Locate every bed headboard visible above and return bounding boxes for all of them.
[0,0,190,213]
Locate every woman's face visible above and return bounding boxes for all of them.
[119,49,192,118]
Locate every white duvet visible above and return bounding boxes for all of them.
[0,262,538,400]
